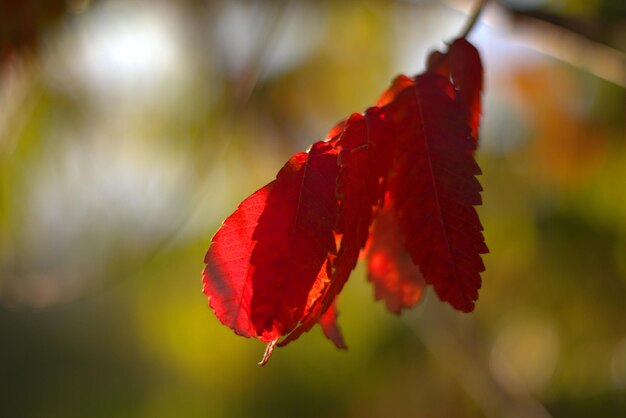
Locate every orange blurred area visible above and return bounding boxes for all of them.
[1,0,625,417]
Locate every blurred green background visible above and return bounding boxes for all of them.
[1,0,625,417]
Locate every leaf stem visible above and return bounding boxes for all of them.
[459,0,489,39]
[258,339,277,366]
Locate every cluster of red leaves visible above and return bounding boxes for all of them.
[203,37,488,365]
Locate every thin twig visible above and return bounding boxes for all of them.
[442,0,626,87]
[458,0,489,39]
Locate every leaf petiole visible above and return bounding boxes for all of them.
[458,0,489,39]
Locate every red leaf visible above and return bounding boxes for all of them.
[326,119,347,142]
[333,108,391,298]
[366,197,425,314]
[426,50,450,77]
[202,184,272,339]
[203,140,340,344]
[426,39,483,145]
[279,108,390,347]
[382,72,488,312]
[249,141,340,340]
[448,38,483,143]
[376,75,415,107]
[319,301,347,349]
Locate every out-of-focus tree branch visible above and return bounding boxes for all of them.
[441,0,626,87]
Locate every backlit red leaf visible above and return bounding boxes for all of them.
[319,301,347,349]
[382,73,487,312]
[448,38,483,143]
[280,108,391,347]
[249,141,340,340]
[426,50,450,77]
[202,184,272,339]
[332,107,391,300]
[366,197,425,314]
[203,140,340,348]
[376,75,414,107]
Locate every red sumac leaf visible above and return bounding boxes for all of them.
[448,38,483,143]
[332,108,390,298]
[280,108,390,347]
[376,75,414,108]
[249,141,340,340]
[383,73,487,312]
[203,140,340,344]
[366,197,425,313]
[326,119,348,143]
[319,301,347,349]
[277,258,334,348]
[426,50,450,77]
[202,184,272,339]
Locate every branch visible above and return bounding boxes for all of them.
[459,0,489,39]
[441,0,626,87]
